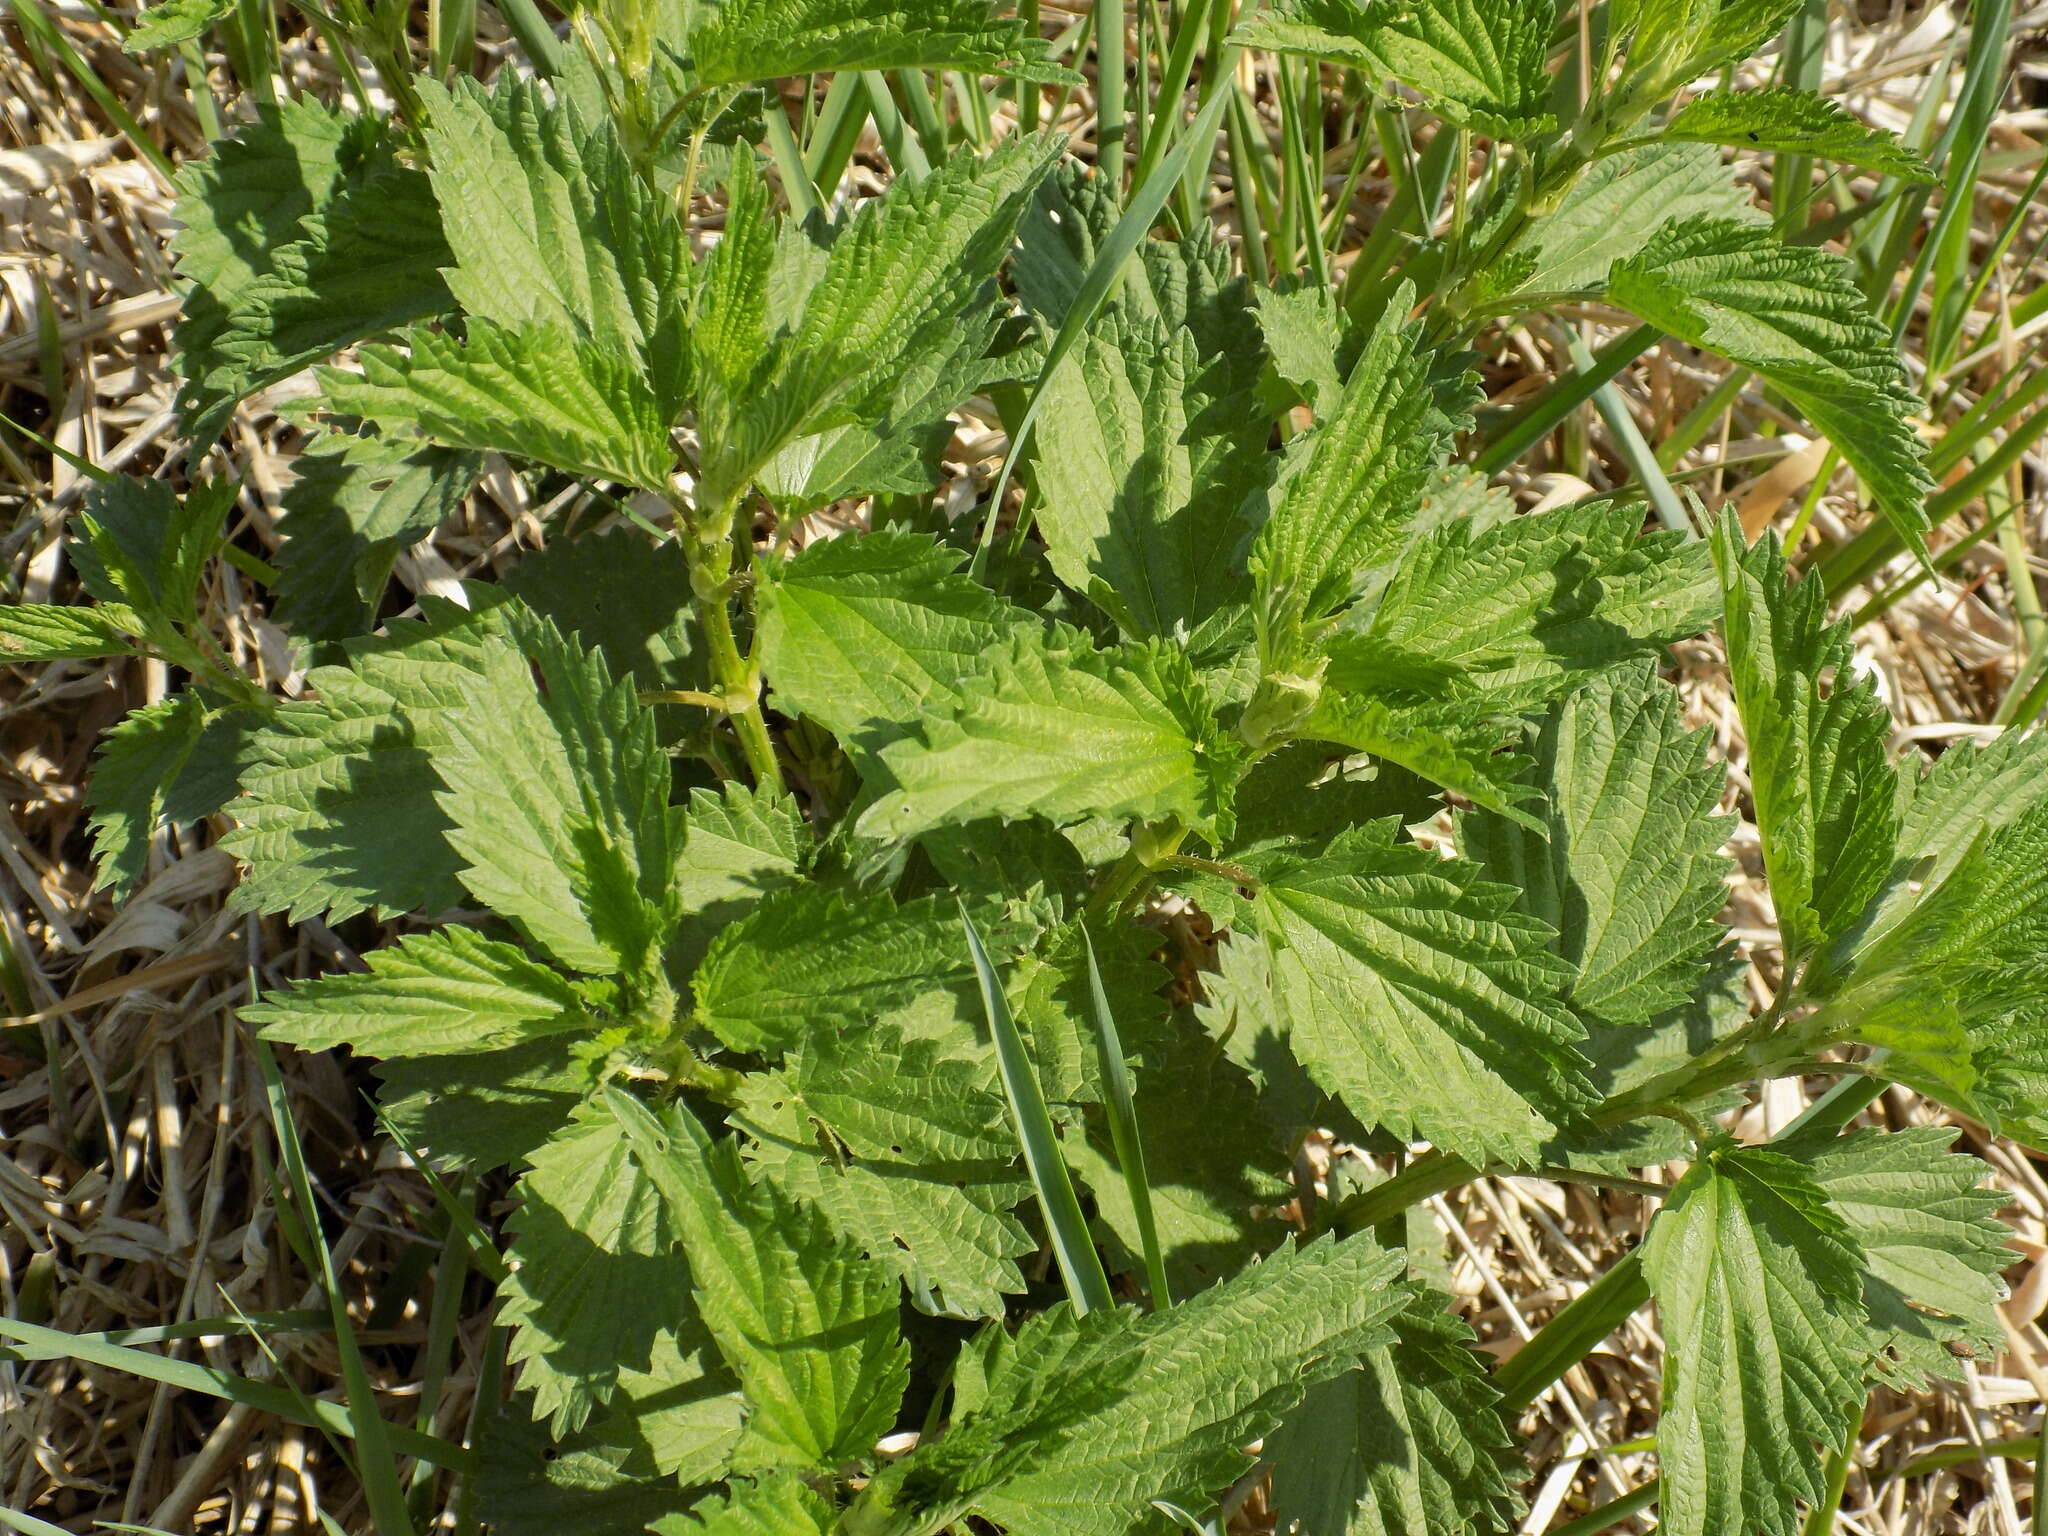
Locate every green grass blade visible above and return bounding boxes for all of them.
[449,1326,505,1536]
[430,0,476,78]
[0,1506,72,1536]
[0,1315,469,1468]
[372,1101,511,1286]
[1490,1252,1649,1416]
[1126,0,1215,197]
[17,1310,331,1349]
[763,102,823,218]
[1557,325,1689,533]
[1077,923,1170,1308]
[490,0,560,76]
[1097,0,1126,195]
[1890,1435,2042,1484]
[970,69,1234,578]
[959,902,1114,1315]
[258,1040,417,1536]
[892,67,949,161]
[861,71,931,181]
[407,1177,476,1516]
[804,69,867,189]
[5,0,175,180]
[1473,326,1658,474]
[1544,1481,1662,1536]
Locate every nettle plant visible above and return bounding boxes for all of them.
[12,0,2046,1531]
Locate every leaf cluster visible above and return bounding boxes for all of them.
[31,3,2036,1533]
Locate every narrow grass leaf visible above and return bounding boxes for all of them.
[960,902,1114,1314]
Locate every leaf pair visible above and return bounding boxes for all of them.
[171,98,454,441]
[1644,1131,2009,1536]
[693,130,1061,508]
[228,595,682,985]
[1241,0,1558,140]
[312,77,689,491]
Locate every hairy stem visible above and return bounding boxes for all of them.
[676,491,785,792]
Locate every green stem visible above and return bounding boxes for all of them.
[1799,1439,1855,1536]
[1096,0,1126,195]
[1546,1480,1662,1536]
[1890,1434,2041,1483]
[1332,1151,1479,1232]
[695,581,781,791]
[762,102,821,219]
[490,0,560,76]
[1492,1251,1650,1416]
[677,493,784,792]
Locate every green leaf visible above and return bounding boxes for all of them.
[779,134,1059,412]
[374,1036,587,1171]
[673,782,809,918]
[1224,745,1445,866]
[432,611,681,979]
[1497,141,1754,298]
[0,600,143,661]
[209,156,456,425]
[1545,959,1750,1175]
[1236,820,1595,1165]
[314,318,675,490]
[1024,209,1270,641]
[223,599,505,923]
[1461,664,1734,1026]
[417,75,688,413]
[608,1087,910,1472]
[470,1398,692,1536]
[1292,505,1715,831]
[1063,1018,1292,1297]
[500,526,705,696]
[1297,688,1543,831]
[169,100,360,439]
[920,818,1093,930]
[1006,916,1170,1108]
[1641,1146,1871,1536]
[652,1474,835,1534]
[863,629,1243,842]
[500,1105,692,1436]
[245,926,588,1056]
[85,692,234,897]
[123,0,232,50]
[756,305,1025,513]
[1249,285,1463,664]
[1267,1288,1524,1536]
[1661,89,1933,179]
[1781,1126,2011,1388]
[1238,0,1556,138]
[693,886,965,1055]
[687,0,1071,84]
[756,530,1037,756]
[702,134,1060,502]
[1617,0,1807,88]
[1892,729,2048,904]
[472,1366,741,1536]
[72,476,237,643]
[869,1234,1410,1534]
[1251,279,1347,413]
[1613,219,1935,556]
[273,431,481,641]
[1815,802,2048,1144]
[734,1013,1032,1318]
[1711,518,1897,969]
[1332,504,1719,717]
